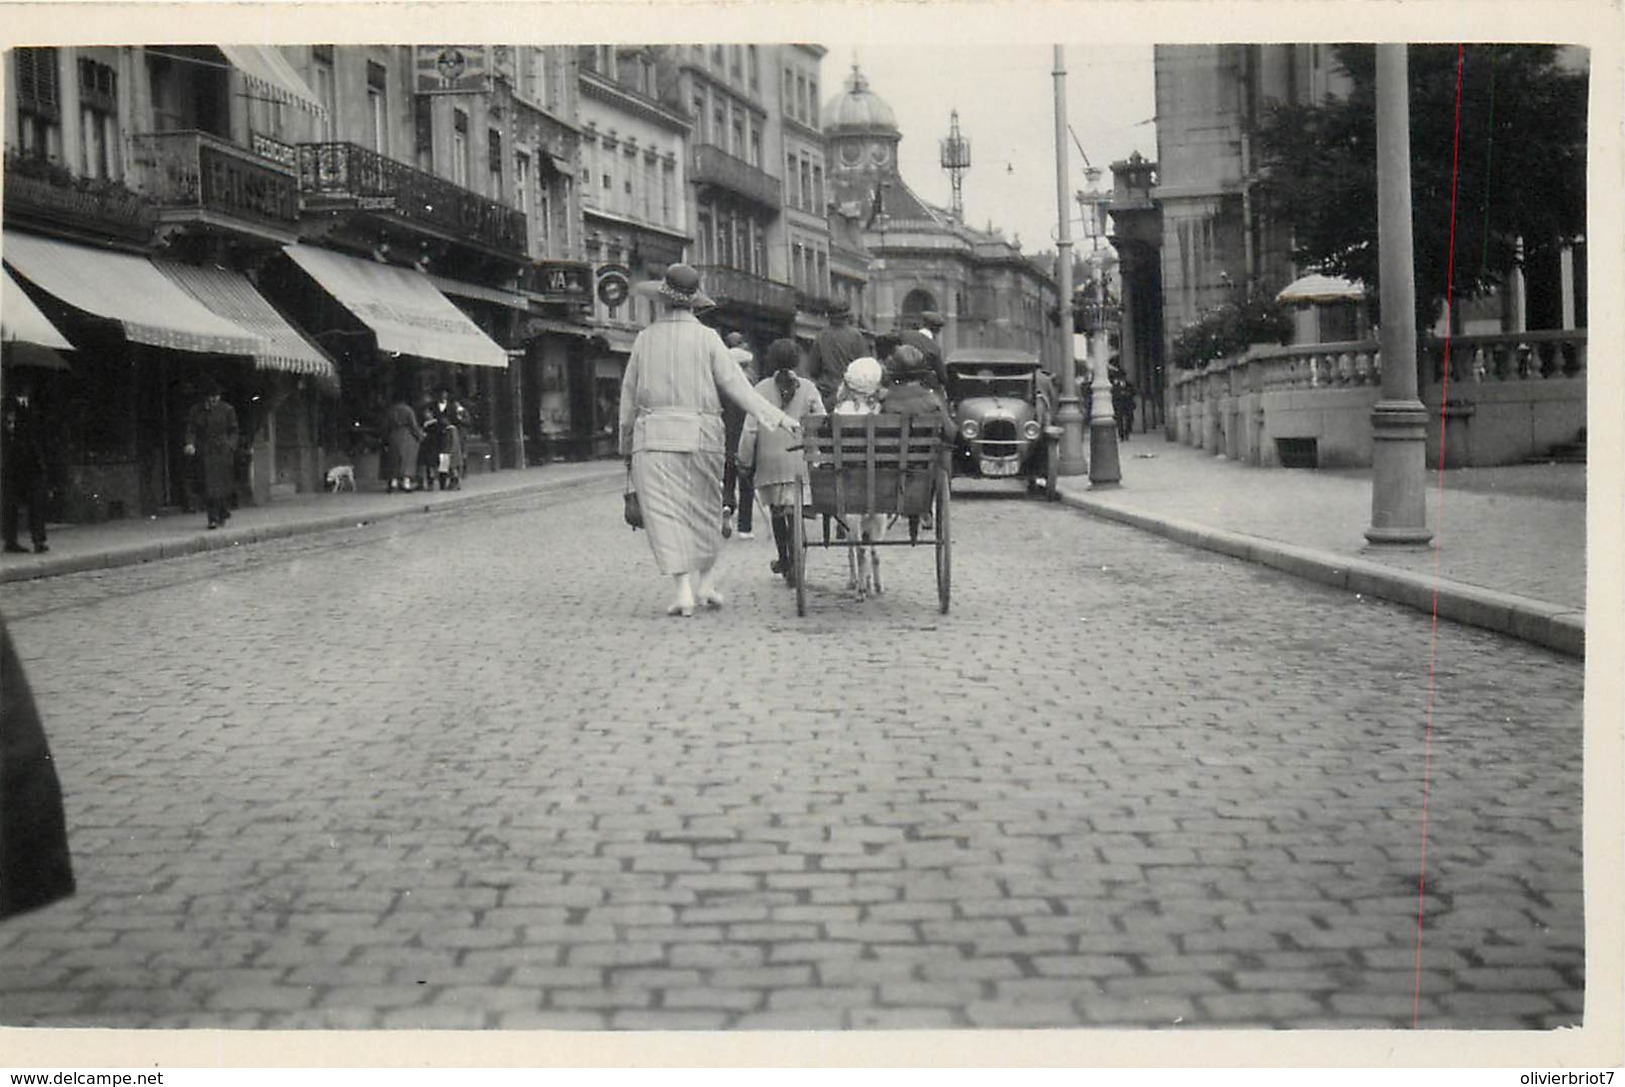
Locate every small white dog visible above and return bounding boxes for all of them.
[831,357,887,600]
[325,464,357,493]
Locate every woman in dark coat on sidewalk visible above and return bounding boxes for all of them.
[183,377,239,530]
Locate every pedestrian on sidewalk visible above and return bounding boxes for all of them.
[619,264,800,618]
[720,332,757,539]
[382,395,423,493]
[0,616,76,920]
[2,374,50,554]
[428,386,468,491]
[183,376,239,530]
[738,338,825,586]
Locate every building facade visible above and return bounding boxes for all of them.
[574,45,690,457]
[654,44,798,363]
[821,65,1058,372]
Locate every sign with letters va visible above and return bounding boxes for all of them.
[415,46,491,94]
[527,260,593,305]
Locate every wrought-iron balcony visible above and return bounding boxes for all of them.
[296,141,527,258]
[694,264,797,315]
[2,150,157,245]
[130,130,299,236]
[689,143,782,213]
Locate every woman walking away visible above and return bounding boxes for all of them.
[619,264,800,617]
[738,339,826,586]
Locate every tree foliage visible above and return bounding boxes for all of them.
[1254,45,1587,328]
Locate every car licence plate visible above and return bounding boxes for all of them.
[980,459,1020,478]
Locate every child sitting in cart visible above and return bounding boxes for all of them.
[829,357,888,597]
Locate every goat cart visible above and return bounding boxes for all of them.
[792,412,951,616]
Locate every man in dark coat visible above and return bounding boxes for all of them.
[811,300,868,410]
[897,310,947,391]
[184,376,239,530]
[0,616,75,920]
[2,374,50,554]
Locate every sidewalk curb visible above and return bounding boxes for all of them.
[0,467,620,586]
[1057,489,1585,659]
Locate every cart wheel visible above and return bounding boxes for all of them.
[793,480,807,617]
[1044,436,1060,501]
[935,470,952,614]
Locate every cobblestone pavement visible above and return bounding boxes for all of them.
[0,479,1584,1031]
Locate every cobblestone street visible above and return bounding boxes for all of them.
[0,479,1585,1031]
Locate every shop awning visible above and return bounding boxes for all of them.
[152,261,337,383]
[526,316,594,338]
[2,266,73,350]
[2,232,264,356]
[428,274,530,311]
[283,244,508,369]
[218,45,326,115]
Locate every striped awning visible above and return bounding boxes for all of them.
[283,244,508,369]
[2,232,263,357]
[218,45,326,115]
[2,266,73,350]
[152,261,337,384]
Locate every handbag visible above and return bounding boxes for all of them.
[622,465,643,530]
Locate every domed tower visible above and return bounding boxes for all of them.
[824,65,903,211]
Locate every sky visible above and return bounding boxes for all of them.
[817,43,1158,261]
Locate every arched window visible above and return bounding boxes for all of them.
[901,288,938,326]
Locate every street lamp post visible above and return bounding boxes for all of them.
[1365,44,1432,547]
[1078,182,1121,486]
[1050,46,1086,476]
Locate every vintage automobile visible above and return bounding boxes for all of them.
[944,347,1059,499]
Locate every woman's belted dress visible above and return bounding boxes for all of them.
[619,311,790,576]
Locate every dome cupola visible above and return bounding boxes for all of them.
[823,65,899,137]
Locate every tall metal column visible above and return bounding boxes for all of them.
[1365,44,1433,546]
[1051,46,1086,476]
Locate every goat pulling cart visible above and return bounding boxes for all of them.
[792,412,951,616]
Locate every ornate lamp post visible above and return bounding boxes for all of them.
[1050,47,1087,476]
[1077,171,1121,486]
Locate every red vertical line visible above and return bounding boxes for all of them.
[1414,42,1467,1028]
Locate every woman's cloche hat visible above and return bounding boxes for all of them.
[632,262,716,310]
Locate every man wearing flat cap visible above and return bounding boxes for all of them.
[897,310,948,391]
[618,264,799,617]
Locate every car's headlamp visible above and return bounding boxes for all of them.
[960,419,980,440]
[1021,419,1042,441]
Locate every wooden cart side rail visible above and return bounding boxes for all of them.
[803,414,943,518]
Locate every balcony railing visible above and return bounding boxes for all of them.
[130,131,299,231]
[694,264,797,315]
[296,142,527,258]
[689,143,782,212]
[2,150,157,245]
